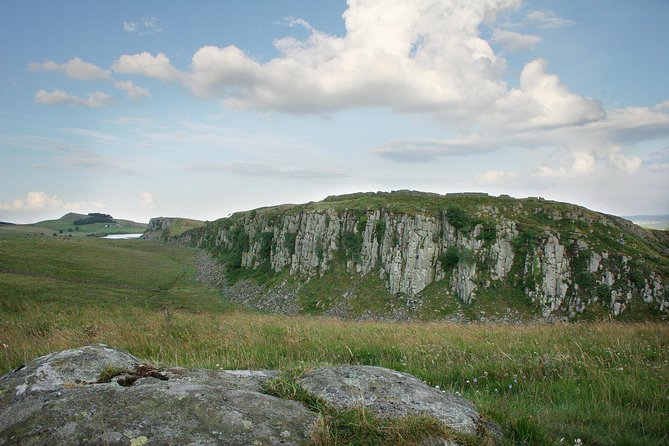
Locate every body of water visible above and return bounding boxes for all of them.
[101,233,144,239]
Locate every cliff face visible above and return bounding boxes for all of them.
[142,217,205,241]
[171,192,668,320]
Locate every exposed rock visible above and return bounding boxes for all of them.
[165,191,668,320]
[0,345,497,446]
[299,366,484,436]
[0,345,313,446]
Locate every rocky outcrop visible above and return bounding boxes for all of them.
[172,191,668,320]
[142,217,204,241]
[0,345,495,445]
[299,366,485,436]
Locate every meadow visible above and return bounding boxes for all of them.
[0,227,667,445]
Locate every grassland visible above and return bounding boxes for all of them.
[0,225,668,445]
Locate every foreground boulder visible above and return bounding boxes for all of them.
[299,366,483,436]
[0,345,496,445]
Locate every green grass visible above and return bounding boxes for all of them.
[0,231,668,445]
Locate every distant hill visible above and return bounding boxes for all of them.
[626,215,669,230]
[165,190,668,322]
[0,213,147,236]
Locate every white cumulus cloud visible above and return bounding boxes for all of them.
[113,80,151,98]
[34,89,113,108]
[29,57,152,100]
[476,170,520,185]
[123,17,164,35]
[525,10,574,29]
[29,57,111,81]
[0,191,103,213]
[111,52,182,82]
[139,192,156,208]
[491,29,541,52]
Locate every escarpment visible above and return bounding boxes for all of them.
[165,191,668,321]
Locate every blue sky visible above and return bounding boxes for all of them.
[1,0,668,223]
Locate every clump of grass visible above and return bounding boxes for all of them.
[96,366,127,383]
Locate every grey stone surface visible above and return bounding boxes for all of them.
[0,345,501,446]
[0,345,314,446]
[299,365,481,436]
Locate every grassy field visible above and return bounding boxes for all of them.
[0,226,668,445]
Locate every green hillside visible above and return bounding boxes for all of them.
[172,191,669,322]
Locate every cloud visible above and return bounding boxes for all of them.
[54,148,136,175]
[190,161,348,180]
[475,170,520,185]
[534,151,596,178]
[104,116,154,126]
[28,57,111,81]
[123,17,165,35]
[0,191,103,213]
[113,80,151,98]
[34,89,113,108]
[61,128,118,143]
[0,191,63,211]
[525,10,573,29]
[491,29,541,52]
[606,147,641,174]
[375,103,669,175]
[29,57,152,99]
[374,137,493,162]
[489,58,604,130]
[79,0,666,180]
[111,52,181,82]
[107,0,596,133]
[139,192,156,208]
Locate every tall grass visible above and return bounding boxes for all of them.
[1,231,668,445]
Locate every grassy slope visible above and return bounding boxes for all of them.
[0,229,668,445]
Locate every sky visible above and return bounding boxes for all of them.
[1,0,668,224]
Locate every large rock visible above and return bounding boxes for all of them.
[0,345,496,446]
[0,345,315,445]
[299,366,482,436]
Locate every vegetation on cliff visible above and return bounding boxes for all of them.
[171,191,668,321]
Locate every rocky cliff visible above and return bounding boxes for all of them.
[142,216,205,240]
[168,191,668,321]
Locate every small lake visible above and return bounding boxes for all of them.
[101,233,144,239]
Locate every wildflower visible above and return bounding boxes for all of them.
[508,384,513,389]
[513,378,518,383]
[466,379,470,384]
[574,439,583,446]
[435,385,440,390]
[473,377,478,383]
